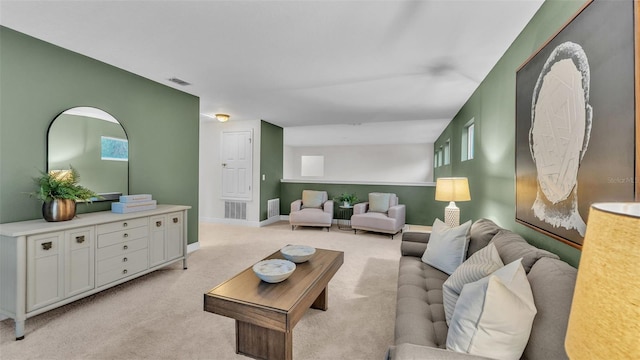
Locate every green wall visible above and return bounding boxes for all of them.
[0,27,200,244]
[434,0,586,267]
[259,121,284,221]
[280,182,443,227]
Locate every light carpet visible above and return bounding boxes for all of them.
[0,222,401,360]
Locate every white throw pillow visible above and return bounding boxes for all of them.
[446,259,537,360]
[442,243,504,325]
[421,219,472,275]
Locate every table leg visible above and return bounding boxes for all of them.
[311,287,328,311]
[236,321,292,360]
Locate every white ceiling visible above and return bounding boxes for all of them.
[0,0,543,146]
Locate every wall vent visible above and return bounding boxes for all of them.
[168,77,191,86]
[225,201,247,220]
[267,198,280,219]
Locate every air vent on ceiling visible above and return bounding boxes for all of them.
[168,77,191,86]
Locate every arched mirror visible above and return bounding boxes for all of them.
[47,107,128,200]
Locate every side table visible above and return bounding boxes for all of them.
[337,205,354,230]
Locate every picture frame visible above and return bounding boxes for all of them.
[515,0,639,248]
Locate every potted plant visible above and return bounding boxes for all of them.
[335,193,358,207]
[30,166,100,222]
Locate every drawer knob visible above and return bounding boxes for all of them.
[173,217,179,224]
[76,235,85,243]
[156,221,162,227]
[123,222,128,227]
[123,269,128,274]
[41,242,52,250]
[123,245,129,250]
[123,233,129,238]
[123,257,128,262]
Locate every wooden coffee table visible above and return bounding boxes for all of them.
[203,247,344,360]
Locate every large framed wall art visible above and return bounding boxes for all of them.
[515,0,639,248]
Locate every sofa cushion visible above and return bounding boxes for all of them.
[302,190,324,208]
[468,218,502,258]
[369,193,391,213]
[447,259,537,360]
[523,257,577,360]
[422,219,472,275]
[442,243,504,325]
[396,257,449,348]
[490,230,559,273]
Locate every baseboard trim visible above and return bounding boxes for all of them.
[187,241,199,254]
[200,216,290,228]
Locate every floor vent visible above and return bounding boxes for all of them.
[267,198,280,218]
[225,201,247,220]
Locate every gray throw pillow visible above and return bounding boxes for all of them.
[442,243,504,325]
[421,219,472,275]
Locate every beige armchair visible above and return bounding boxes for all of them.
[289,190,334,231]
[351,192,405,238]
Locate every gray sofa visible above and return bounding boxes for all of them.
[388,219,577,360]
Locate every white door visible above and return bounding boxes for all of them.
[221,130,253,200]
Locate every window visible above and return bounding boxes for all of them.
[101,136,128,161]
[444,139,451,165]
[462,119,475,161]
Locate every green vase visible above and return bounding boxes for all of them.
[42,199,76,222]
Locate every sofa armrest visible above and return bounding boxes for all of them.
[291,199,302,212]
[387,344,493,360]
[353,202,368,215]
[401,231,431,257]
[322,200,334,214]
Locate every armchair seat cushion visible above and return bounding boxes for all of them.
[289,208,332,227]
[351,211,402,233]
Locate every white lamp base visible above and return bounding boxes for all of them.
[444,201,460,227]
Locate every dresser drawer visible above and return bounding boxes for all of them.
[97,217,147,235]
[96,248,148,287]
[96,237,147,261]
[97,226,148,248]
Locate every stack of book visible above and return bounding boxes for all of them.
[111,194,157,213]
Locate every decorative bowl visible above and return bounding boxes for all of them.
[252,259,296,283]
[280,245,316,263]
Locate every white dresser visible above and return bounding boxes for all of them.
[0,204,190,340]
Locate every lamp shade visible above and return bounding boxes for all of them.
[435,177,471,202]
[565,203,640,359]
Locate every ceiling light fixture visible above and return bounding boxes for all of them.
[215,114,230,122]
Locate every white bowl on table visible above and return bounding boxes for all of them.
[252,259,296,283]
[280,245,316,263]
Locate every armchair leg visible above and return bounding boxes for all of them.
[291,225,295,231]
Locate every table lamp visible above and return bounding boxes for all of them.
[565,202,640,359]
[435,177,471,227]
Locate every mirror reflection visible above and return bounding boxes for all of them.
[47,107,128,200]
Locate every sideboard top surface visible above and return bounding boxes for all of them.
[0,204,191,237]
